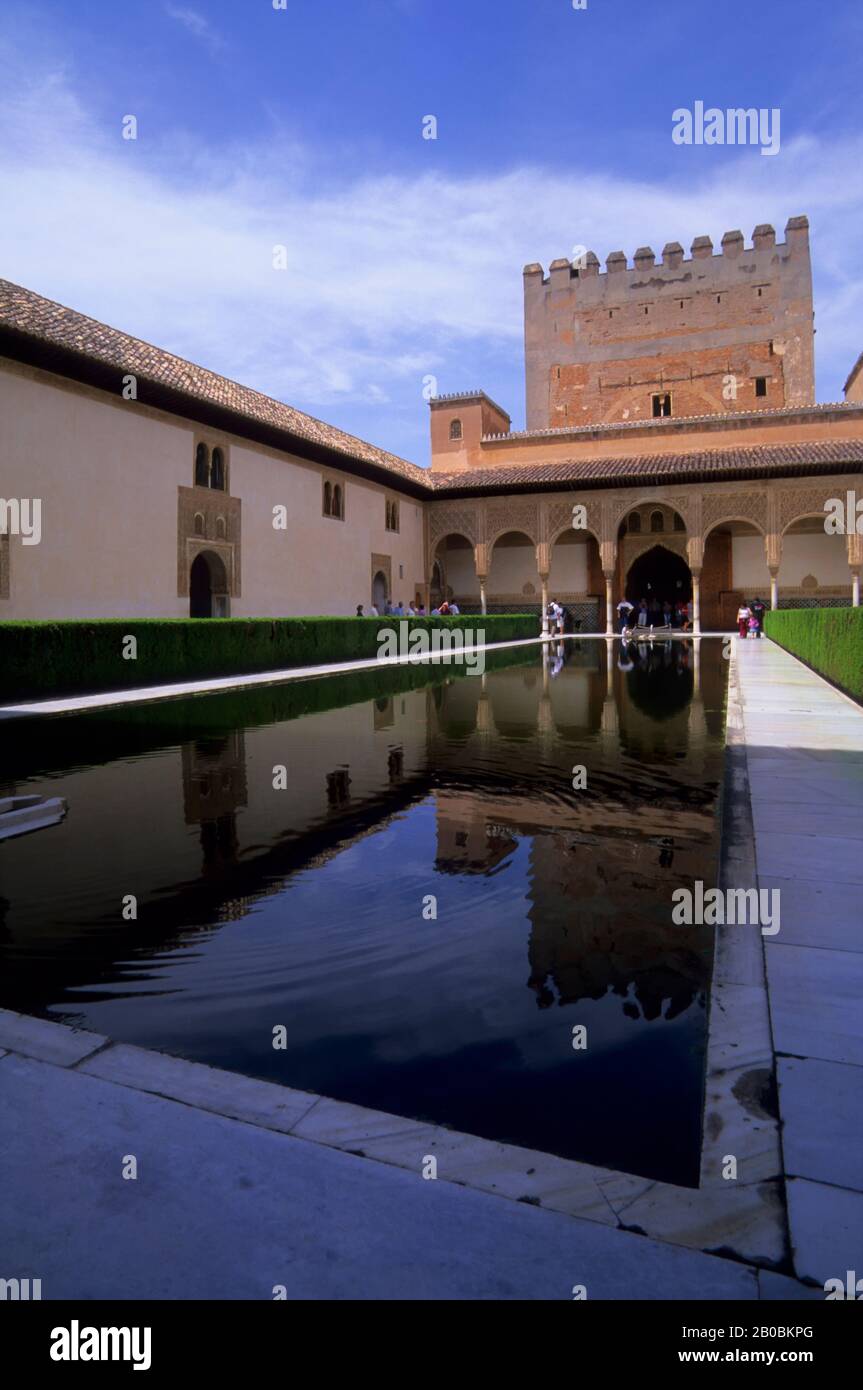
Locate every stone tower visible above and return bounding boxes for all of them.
[523,216,814,432]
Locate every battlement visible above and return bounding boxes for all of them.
[523,216,809,287]
[523,214,814,431]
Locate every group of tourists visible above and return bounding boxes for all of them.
[546,600,566,634]
[736,597,767,639]
[355,600,461,618]
[616,596,692,635]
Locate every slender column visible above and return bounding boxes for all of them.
[691,570,702,635]
[540,573,549,635]
[478,574,487,616]
[852,569,861,609]
[769,568,779,611]
[604,572,614,636]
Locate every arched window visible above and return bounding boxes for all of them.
[195,443,210,488]
[323,481,332,516]
[210,447,225,491]
[449,418,463,441]
[333,485,343,519]
[650,511,664,533]
[628,512,642,533]
[386,500,398,532]
[673,512,685,533]
[193,512,205,537]
[216,516,226,539]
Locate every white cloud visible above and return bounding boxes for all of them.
[0,31,861,461]
[164,5,226,56]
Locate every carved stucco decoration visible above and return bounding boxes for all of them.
[702,491,768,537]
[429,504,481,551]
[610,491,697,536]
[623,533,688,568]
[544,496,602,544]
[486,498,539,548]
[777,484,838,535]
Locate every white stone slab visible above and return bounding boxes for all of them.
[0,1009,106,1067]
[786,1177,863,1287]
[777,1057,863,1191]
[767,944,863,1066]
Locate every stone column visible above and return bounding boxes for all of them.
[478,575,487,616]
[540,573,549,635]
[769,569,779,611]
[852,569,861,609]
[691,570,702,635]
[604,573,614,636]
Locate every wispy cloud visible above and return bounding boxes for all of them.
[164,5,226,56]
[1,28,861,462]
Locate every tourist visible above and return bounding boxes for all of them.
[751,596,766,638]
[748,612,760,639]
[369,604,379,617]
[438,600,451,615]
[736,602,751,638]
[394,600,405,616]
[617,597,634,633]
[661,601,673,627]
[407,602,417,616]
[417,603,426,616]
[356,604,364,617]
[636,602,649,627]
[449,601,460,615]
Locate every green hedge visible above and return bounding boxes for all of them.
[764,607,863,701]
[0,615,538,702]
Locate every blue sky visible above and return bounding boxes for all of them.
[1,0,861,463]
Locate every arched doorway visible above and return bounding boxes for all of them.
[190,551,229,618]
[372,569,388,612]
[626,545,691,619]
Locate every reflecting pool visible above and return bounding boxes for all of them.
[0,638,728,1184]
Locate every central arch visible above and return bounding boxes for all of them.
[626,544,691,620]
[190,550,229,618]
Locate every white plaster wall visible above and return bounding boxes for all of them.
[549,539,589,592]
[440,545,478,597]
[731,536,771,589]
[732,532,851,588]
[0,362,427,619]
[488,542,540,594]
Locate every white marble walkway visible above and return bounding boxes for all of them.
[735,638,863,1286]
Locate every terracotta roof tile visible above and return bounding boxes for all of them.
[0,278,429,488]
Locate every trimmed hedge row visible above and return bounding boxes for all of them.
[0,615,538,702]
[764,607,863,701]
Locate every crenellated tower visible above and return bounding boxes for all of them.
[523,216,814,431]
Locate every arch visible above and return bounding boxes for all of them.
[781,510,828,538]
[195,443,210,488]
[610,495,691,536]
[433,532,478,605]
[628,512,642,533]
[487,524,538,552]
[372,569,388,611]
[704,515,766,541]
[193,512,205,537]
[548,517,602,548]
[488,531,541,607]
[190,550,229,619]
[215,516,226,539]
[210,447,225,491]
[650,510,664,533]
[625,544,692,615]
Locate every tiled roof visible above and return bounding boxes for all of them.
[482,401,863,444]
[430,439,863,493]
[0,278,429,489]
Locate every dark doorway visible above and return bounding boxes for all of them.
[626,546,691,614]
[190,551,228,618]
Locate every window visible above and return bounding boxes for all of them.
[323,481,332,516]
[211,447,225,491]
[194,512,205,537]
[449,419,463,441]
[628,512,642,533]
[652,393,672,418]
[386,499,399,533]
[332,484,343,520]
[216,516,226,539]
[755,377,767,398]
[673,512,685,532]
[195,443,210,487]
[650,511,664,533]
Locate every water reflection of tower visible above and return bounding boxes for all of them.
[182,733,248,874]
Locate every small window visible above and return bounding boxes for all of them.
[449,418,463,441]
[652,393,672,418]
[195,443,210,487]
[193,512,205,537]
[323,481,332,516]
[332,484,343,520]
[644,306,649,315]
[385,500,399,533]
[650,511,664,533]
[673,512,685,533]
[216,516,226,539]
[755,377,767,398]
[210,447,225,491]
[628,512,642,534]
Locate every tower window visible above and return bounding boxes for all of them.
[755,377,767,398]
[652,393,672,418]
[650,511,665,533]
[449,418,463,441]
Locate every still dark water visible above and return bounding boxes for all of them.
[0,639,728,1185]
